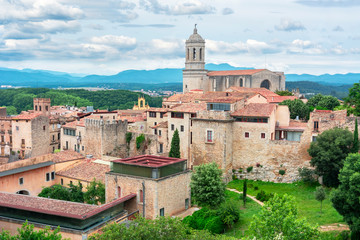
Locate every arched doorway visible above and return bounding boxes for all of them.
[260,79,271,89]
[16,190,29,195]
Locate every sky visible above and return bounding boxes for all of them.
[0,0,359,75]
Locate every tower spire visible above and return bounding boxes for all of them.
[194,24,197,34]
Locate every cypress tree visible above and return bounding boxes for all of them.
[352,118,359,153]
[243,179,247,207]
[169,129,180,158]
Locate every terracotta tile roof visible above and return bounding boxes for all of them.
[119,115,146,123]
[0,192,136,220]
[276,120,307,131]
[52,150,85,163]
[56,160,109,183]
[112,155,186,168]
[63,119,85,129]
[151,121,168,129]
[146,108,168,113]
[207,69,266,76]
[227,87,278,97]
[164,92,203,103]
[267,96,297,103]
[231,103,276,117]
[201,92,256,103]
[12,112,43,120]
[170,102,207,113]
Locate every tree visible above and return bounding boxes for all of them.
[352,118,359,153]
[279,99,309,120]
[345,82,360,116]
[307,94,340,110]
[242,179,247,207]
[314,186,326,213]
[69,181,84,203]
[275,90,293,96]
[84,179,105,205]
[190,162,225,208]
[38,182,84,203]
[169,129,180,158]
[89,215,236,240]
[308,127,353,187]
[331,153,360,240]
[0,221,65,239]
[248,194,319,240]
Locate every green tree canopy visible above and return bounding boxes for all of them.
[314,186,326,213]
[248,194,319,240]
[279,99,309,120]
[38,182,84,203]
[352,118,359,153]
[169,129,180,158]
[308,127,353,187]
[345,82,360,116]
[307,94,340,110]
[275,90,293,96]
[190,162,225,208]
[331,153,360,239]
[84,179,105,205]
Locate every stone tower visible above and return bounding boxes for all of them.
[33,98,50,115]
[182,25,208,93]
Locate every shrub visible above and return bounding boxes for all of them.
[254,186,259,191]
[126,132,132,144]
[298,167,316,183]
[204,216,225,234]
[232,175,237,181]
[256,190,274,202]
[136,134,145,149]
[238,168,243,173]
[279,169,286,175]
[217,199,240,228]
[247,166,253,173]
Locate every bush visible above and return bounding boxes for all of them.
[279,169,286,175]
[247,166,253,173]
[254,186,259,191]
[126,132,132,144]
[298,167,316,183]
[217,199,240,228]
[204,216,225,234]
[256,190,274,202]
[136,134,145,149]
[232,175,237,180]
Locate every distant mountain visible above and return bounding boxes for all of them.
[0,64,359,89]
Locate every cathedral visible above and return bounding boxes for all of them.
[182,26,286,93]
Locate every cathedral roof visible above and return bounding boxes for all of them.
[207,69,266,76]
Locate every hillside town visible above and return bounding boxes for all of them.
[0,27,359,240]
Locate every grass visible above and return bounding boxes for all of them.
[227,179,344,226]
[223,190,262,238]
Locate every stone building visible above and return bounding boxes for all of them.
[182,26,285,93]
[12,113,50,159]
[106,155,191,219]
[0,108,12,162]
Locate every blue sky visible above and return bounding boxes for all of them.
[0,0,359,75]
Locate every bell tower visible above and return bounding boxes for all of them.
[182,25,207,93]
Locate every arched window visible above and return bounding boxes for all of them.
[260,79,271,89]
[240,78,243,87]
[187,48,189,60]
[199,48,202,61]
[193,48,196,60]
[16,190,29,195]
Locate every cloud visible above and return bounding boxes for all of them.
[120,24,175,28]
[222,8,234,15]
[20,20,81,34]
[139,0,215,15]
[275,19,306,31]
[206,39,281,55]
[333,25,344,32]
[296,0,360,7]
[91,35,137,50]
[287,39,325,54]
[0,0,84,23]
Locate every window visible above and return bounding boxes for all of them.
[245,132,250,138]
[236,117,268,123]
[160,208,165,217]
[171,124,174,131]
[51,171,55,180]
[159,130,162,136]
[35,105,38,111]
[171,112,184,119]
[190,132,193,144]
[61,178,63,185]
[207,103,231,111]
[185,198,189,210]
[193,48,196,60]
[46,173,50,181]
[180,125,184,132]
[82,146,84,151]
[19,177,24,185]
[1,136,4,143]
[70,181,73,185]
[66,141,68,150]
[154,129,157,135]
[206,130,213,143]
[58,133,60,140]
[139,189,143,203]
[160,113,165,118]
[312,136,317,142]
[314,121,319,131]
[16,126,19,131]
[74,144,76,151]
[45,106,48,111]
[52,135,55,141]
[154,122,157,126]
[199,48,202,61]
[149,112,156,118]
[39,106,42,111]
[43,126,45,130]
[159,143,163,153]
[261,133,266,139]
